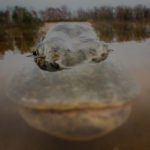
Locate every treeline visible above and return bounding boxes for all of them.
[0,4,150,26]
[85,5,150,22]
[39,5,150,22]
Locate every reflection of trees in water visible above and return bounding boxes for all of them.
[14,27,38,53]
[0,26,39,55]
[92,21,150,42]
[0,22,150,57]
[0,26,14,55]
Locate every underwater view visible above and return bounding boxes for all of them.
[0,2,150,150]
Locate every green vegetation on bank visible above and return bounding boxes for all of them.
[0,6,42,28]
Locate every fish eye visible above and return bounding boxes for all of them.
[33,50,37,56]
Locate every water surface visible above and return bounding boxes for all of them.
[0,24,150,150]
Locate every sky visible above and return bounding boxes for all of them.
[0,0,150,11]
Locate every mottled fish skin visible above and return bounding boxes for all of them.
[8,60,137,110]
[7,23,138,140]
[35,23,109,70]
[20,104,131,141]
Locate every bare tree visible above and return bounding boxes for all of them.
[77,8,88,21]
[42,7,64,21]
[61,5,72,20]
[116,6,133,21]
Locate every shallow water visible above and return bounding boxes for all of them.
[0,25,150,149]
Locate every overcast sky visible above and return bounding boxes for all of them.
[0,0,150,11]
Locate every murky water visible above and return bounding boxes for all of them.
[0,24,150,150]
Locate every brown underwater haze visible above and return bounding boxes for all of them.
[0,6,150,149]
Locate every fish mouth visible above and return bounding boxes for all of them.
[19,102,131,141]
[19,99,130,112]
